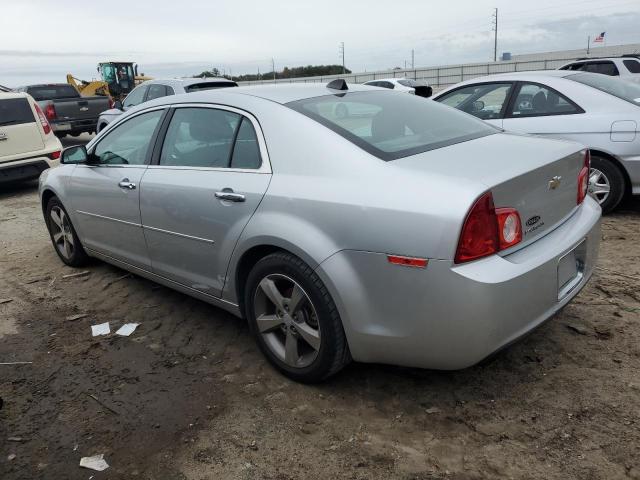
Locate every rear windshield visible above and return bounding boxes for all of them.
[185,81,238,92]
[398,79,418,87]
[27,85,79,101]
[287,91,496,160]
[0,98,35,126]
[567,73,640,106]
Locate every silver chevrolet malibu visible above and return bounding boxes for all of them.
[39,80,601,382]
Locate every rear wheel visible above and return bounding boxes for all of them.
[245,252,350,383]
[589,154,625,214]
[45,197,89,267]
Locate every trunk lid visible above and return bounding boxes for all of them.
[392,131,585,247]
[0,97,44,158]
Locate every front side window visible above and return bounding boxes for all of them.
[508,83,580,117]
[568,72,640,106]
[288,91,496,161]
[159,108,244,168]
[93,110,163,165]
[146,84,168,101]
[123,85,148,108]
[436,83,512,120]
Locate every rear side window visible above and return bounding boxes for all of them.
[583,61,619,76]
[231,118,262,169]
[26,85,79,101]
[160,108,241,168]
[288,91,496,161]
[508,83,581,117]
[0,98,35,126]
[185,82,238,92]
[623,59,640,74]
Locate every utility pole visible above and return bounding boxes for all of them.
[491,8,498,62]
[272,58,276,82]
[587,36,590,55]
[339,42,345,74]
[411,49,415,69]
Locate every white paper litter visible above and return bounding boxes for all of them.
[91,323,110,337]
[79,454,109,471]
[115,323,139,337]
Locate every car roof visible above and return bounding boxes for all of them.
[145,77,236,87]
[216,82,379,104]
[0,91,28,100]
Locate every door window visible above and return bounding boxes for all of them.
[230,118,262,169]
[123,85,148,108]
[436,83,512,120]
[582,61,619,76]
[623,59,640,74]
[159,108,243,168]
[508,83,581,117]
[146,84,168,101]
[92,110,163,165]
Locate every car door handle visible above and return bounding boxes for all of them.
[118,179,136,190]
[215,190,245,202]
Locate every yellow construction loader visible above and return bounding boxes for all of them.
[67,61,152,101]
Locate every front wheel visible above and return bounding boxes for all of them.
[589,155,626,214]
[245,252,350,383]
[45,197,89,267]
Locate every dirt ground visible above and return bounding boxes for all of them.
[1,168,639,479]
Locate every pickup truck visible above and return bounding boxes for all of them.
[15,84,111,137]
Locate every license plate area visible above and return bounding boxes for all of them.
[557,240,586,300]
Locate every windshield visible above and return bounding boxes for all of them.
[287,91,496,161]
[27,85,79,101]
[567,73,640,106]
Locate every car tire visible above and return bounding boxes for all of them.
[45,197,89,267]
[244,252,350,383]
[589,154,625,214]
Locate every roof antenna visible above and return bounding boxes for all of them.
[327,79,348,91]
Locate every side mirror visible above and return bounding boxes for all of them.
[472,100,485,112]
[61,145,88,165]
[114,99,123,110]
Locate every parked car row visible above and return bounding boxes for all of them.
[39,79,601,382]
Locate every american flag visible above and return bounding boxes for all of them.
[593,32,606,43]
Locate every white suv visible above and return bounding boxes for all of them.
[0,92,62,184]
[559,56,640,83]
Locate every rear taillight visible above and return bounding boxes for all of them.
[455,191,523,264]
[577,150,590,205]
[496,208,522,250]
[33,103,52,135]
[48,151,61,160]
[44,103,56,121]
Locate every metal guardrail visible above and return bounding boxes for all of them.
[238,57,579,90]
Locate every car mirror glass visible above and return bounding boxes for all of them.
[61,145,88,165]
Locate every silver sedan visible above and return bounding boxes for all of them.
[39,81,601,382]
[433,71,640,213]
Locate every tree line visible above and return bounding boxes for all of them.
[194,64,351,81]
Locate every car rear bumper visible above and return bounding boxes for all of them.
[51,118,97,133]
[315,196,601,370]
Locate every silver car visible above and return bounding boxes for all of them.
[96,77,238,133]
[433,71,640,212]
[39,81,601,382]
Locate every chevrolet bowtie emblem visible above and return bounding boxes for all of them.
[548,175,562,190]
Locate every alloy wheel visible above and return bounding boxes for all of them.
[588,168,611,205]
[50,206,75,260]
[253,274,321,368]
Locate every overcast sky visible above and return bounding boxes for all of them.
[1,0,639,86]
